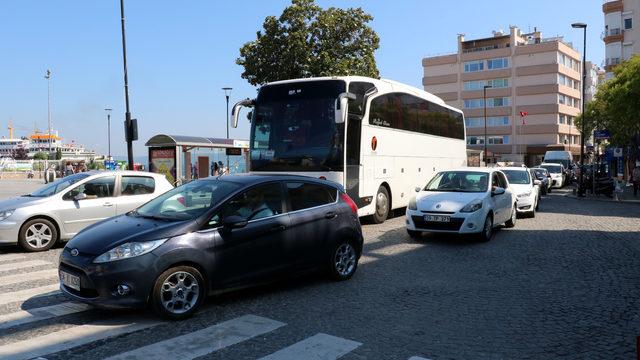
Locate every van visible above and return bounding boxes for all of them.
[543,151,572,171]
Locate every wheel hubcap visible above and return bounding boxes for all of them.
[160,271,199,314]
[376,192,388,218]
[334,243,356,276]
[25,223,53,248]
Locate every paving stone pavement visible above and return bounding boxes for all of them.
[0,182,638,359]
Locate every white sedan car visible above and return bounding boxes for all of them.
[500,167,540,218]
[406,168,516,242]
[0,171,173,251]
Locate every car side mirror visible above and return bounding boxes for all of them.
[491,187,505,196]
[222,215,248,230]
[74,193,87,201]
[414,186,421,193]
[534,180,542,186]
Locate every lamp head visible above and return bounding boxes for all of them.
[571,22,587,29]
[222,87,233,97]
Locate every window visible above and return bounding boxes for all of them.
[463,78,508,91]
[465,116,509,127]
[466,97,510,108]
[488,78,509,88]
[559,114,566,124]
[120,176,155,196]
[466,136,484,145]
[467,136,508,145]
[369,93,465,139]
[463,80,484,91]
[63,176,116,200]
[464,99,484,109]
[208,182,283,227]
[464,60,484,72]
[567,116,573,126]
[625,18,633,30]
[487,58,509,70]
[286,182,336,211]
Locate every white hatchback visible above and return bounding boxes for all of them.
[499,167,540,218]
[406,168,516,242]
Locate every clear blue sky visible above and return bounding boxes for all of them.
[0,0,604,158]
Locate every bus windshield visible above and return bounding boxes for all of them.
[250,80,346,172]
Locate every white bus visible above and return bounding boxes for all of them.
[232,76,467,223]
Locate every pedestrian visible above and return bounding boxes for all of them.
[218,161,226,175]
[65,161,74,177]
[211,161,218,176]
[633,165,640,197]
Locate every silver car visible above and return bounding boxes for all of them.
[0,171,173,251]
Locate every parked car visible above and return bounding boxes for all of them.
[500,167,540,218]
[406,168,516,242]
[0,171,173,252]
[531,168,552,195]
[539,163,566,188]
[59,175,363,319]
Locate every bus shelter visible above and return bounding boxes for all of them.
[145,134,249,185]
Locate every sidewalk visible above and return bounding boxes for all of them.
[564,181,640,204]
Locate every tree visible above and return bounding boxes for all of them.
[236,0,380,86]
[55,148,62,160]
[33,152,49,160]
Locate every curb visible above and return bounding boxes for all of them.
[563,193,640,204]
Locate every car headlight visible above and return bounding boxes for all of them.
[93,239,167,263]
[460,200,483,213]
[408,196,417,210]
[0,209,15,221]
[517,191,532,198]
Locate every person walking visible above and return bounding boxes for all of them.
[633,165,640,197]
[65,161,74,177]
[217,161,226,175]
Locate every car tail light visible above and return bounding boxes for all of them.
[177,196,186,206]
[341,193,358,214]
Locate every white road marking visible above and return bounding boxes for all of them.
[0,268,59,287]
[0,318,160,360]
[0,302,92,331]
[408,357,432,360]
[0,254,26,263]
[0,260,50,273]
[259,333,362,360]
[105,314,285,360]
[0,284,60,306]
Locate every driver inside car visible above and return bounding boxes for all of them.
[234,191,274,220]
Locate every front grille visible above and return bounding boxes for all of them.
[420,210,455,214]
[411,216,464,231]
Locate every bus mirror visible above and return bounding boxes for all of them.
[231,98,254,128]
[335,92,356,124]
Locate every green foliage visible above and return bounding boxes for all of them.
[587,55,640,147]
[33,152,49,160]
[55,148,62,160]
[87,158,105,170]
[236,0,380,86]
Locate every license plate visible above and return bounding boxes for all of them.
[60,270,80,291]
[425,215,450,222]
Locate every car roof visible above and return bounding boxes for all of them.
[499,167,529,171]
[439,168,494,174]
[197,173,343,189]
[84,170,166,178]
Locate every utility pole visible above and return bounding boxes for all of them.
[572,22,587,196]
[120,0,135,170]
[483,85,492,165]
[45,69,52,158]
[223,87,233,172]
[105,108,113,158]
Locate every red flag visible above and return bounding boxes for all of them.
[519,111,528,125]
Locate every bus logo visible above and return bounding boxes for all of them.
[371,136,377,151]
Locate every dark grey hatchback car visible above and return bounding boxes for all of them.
[59,175,363,319]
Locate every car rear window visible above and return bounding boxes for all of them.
[121,176,155,196]
[286,182,337,211]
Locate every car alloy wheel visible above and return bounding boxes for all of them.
[152,266,204,320]
[505,206,516,228]
[19,218,58,252]
[335,243,356,277]
[479,215,493,242]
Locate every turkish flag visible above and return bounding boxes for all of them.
[519,111,528,125]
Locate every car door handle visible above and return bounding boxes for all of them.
[270,225,286,232]
[325,212,338,219]
[103,202,114,207]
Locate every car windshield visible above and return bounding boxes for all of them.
[133,179,242,221]
[502,170,530,185]
[28,173,91,197]
[533,169,546,178]
[424,171,489,192]
[541,165,562,173]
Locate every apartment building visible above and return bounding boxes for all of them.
[422,26,582,165]
[603,0,640,79]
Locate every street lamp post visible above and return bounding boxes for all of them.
[222,87,233,172]
[483,85,492,165]
[105,108,113,158]
[44,69,52,159]
[572,22,587,196]
[119,0,134,170]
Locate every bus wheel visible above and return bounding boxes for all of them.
[372,186,389,224]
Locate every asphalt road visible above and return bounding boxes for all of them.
[0,179,639,359]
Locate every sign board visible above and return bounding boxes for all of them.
[233,140,250,148]
[593,130,610,140]
[226,147,242,156]
[149,147,176,184]
[613,148,623,157]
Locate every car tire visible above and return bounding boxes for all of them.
[504,205,517,228]
[407,229,422,239]
[151,266,205,320]
[328,240,359,281]
[548,187,552,193]
[478,214,494,242]
[535,198,540,211]
[371,186,390,224]
[18,218,58,252]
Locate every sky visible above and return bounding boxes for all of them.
[0,0,605,159]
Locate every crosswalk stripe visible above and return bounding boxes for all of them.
[0,302,92,331]
[0,317,160,360]
[0,254,26,263]
[258,333,361,360]
[408,357,432,360]
[104,314,286,360]
[0,268,59,287]
[0,260,50,273]
[0,284,60,306]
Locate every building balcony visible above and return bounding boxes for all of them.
[602,0,623,14]
[601,28,624,44]
[603,57,621,72]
